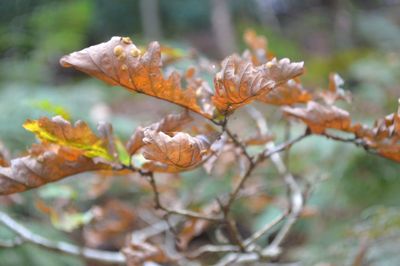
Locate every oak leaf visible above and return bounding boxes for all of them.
[212,55,304,113]
[142,130,212,172]
[126,112,193,155]
[0,144,110,195]
[258,78,312,106]
[282,101,352,134]
[24,116,115,161]
[60,37,212,118]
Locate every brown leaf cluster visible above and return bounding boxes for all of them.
[212,55,304,113]
[353,102,400,162]
[60,37,212,118]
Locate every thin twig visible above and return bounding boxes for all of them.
[143,171,221,222]
[0,211,125,264]
[186,244,240,259]
[243,212,286,247]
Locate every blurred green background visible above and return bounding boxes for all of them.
[0,0,400,265]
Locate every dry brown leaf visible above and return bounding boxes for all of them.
[258,78,312,106]
[60,37,212,118]
[178,202,219,250]
[353,101,400,162]
[282,101,352,134]
[142,130,212,172]
[122,241,171,266]
[0,144,110,195]
[212,55,304,113]
[24,116,115,161]
[84,200,136,249]
[126,112,192,155]
[243,29,268,65]
[319,73,352,105]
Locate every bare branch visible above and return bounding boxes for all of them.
[0,211,125,264]
[243,212,286,247]
[143,171,222,222]
[186,244,239,259]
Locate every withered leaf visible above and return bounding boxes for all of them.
[60,37,212,118]
[283,101,352,134]
[319,73,352,105]
[353,102,400,162]
[123,241,171,266]
[258,79,312,106]
[142,130,211,172]
[0,144,110,195]
[84,200,135,248]
[243,29,267,53]
[24,116,115,161]
[126,112,193,155]
[212,55,304,113]
[178,202,218,250]
[243,29,269,65]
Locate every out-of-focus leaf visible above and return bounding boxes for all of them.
[31,99,71,120]
[282,101,352,134]
[126,112,192,155]
[24,116,114,161]
[319,73,352,105]
[38,185,77,200]
[0,144,110,195]
[243,29,269,65]
[244,29,268,54]
[213,55,304,113]
[142,130,212,172]
[178,202,219,250]
[122,241,171,266]
[115,138,130,166]
[36,200,94,232]
[258,78,312,106]
[160,45,186,65]
[84,200,135,248]
[60,37,212,118]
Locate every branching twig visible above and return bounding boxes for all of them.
[243,212,286,248]
[0,211,125,264]
[186,244,240,259]
[143,171,221,222]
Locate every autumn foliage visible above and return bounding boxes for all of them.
[0,30,399,265]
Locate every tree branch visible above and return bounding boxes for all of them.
[143,171,222,222]
[0,211,125,264]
